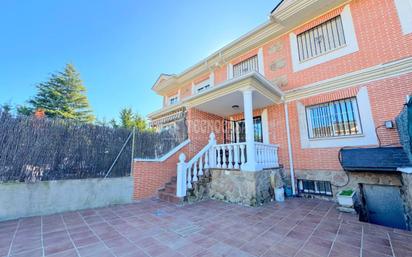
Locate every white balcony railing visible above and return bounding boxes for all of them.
[176,133,279,197]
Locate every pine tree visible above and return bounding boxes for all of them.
[28,64,94,122]
[119,107,148,130]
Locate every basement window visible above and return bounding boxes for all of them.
[298,179,333,196]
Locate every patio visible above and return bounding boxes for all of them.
[1,198,411,257]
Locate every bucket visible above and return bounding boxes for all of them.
[275,187,285,202]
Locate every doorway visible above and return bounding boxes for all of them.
[361,184,407,230]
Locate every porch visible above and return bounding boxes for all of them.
[174,72,286,198]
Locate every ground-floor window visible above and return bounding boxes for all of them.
[298,179,333,196]
[305,97,362,139]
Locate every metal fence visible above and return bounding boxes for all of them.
[0,111,186,183]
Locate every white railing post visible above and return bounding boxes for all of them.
[176,153,187,197]
[208,133,217,168]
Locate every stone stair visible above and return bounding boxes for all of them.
[158,176,184,204]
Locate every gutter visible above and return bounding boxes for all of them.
[284,102,296,195]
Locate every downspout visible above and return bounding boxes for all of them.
[284,101,296,195]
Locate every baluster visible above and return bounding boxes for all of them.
[240,144,246,166]
[216,146,222,168]
[222,145,227,169]
[234,144,240,169]
[187,166,192,189]
[228,145,234,169]
[204,151,209,169]
[193,162,198,182]
[198,156,203,176]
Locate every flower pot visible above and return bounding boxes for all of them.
[337,189,356,207]
[275,187,285,202]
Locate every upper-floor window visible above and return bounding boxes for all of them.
[233,55,258,78]
[195,80,211,94]
[306,97,362,139]
[169,95,179,105]
[394,0,412,35]
[297,15,346,62]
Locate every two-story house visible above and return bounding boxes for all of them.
[134,0,412,228]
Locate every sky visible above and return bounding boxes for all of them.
[0,0,278,122]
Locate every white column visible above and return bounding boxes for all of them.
[176,153,187,197]
[241,89,260,172]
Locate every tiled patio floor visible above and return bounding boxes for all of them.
[1,198,412,257]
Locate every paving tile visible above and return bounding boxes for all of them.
[2,199,412,257]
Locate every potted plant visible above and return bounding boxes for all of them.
[337,189,356,207]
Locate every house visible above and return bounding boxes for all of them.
[134,0,412,228]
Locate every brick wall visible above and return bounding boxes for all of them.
[133,108,225,200]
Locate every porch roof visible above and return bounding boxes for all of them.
[149,72,284,119]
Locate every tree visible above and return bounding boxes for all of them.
[27,64,94,122]
[0,102,12,114]
[16,105,33,116]
[119,107,148,130]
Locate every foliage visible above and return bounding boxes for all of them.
[118,107,148,130]
[339,189,354,196]
[26,63,94,123]
[16,105,33,116]
[0,102,12,114]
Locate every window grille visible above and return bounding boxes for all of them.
[233,55,259,78]
[306,97,362,139]
[297,15,346,62]
[298,179,333,196]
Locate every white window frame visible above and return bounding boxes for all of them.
[290,5,359,72]
[305,97,362,139]
[194,79,211,94]
[394,0,412,35]
[228,47,265,79]
[297,87,378,149]
[168,94,179,105]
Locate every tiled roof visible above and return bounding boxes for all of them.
[340,147,411,172]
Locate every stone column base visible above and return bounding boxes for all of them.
[208,168,282,206]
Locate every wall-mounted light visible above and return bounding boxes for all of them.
[232,105,240,110]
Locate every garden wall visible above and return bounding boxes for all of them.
[0,177,133,221]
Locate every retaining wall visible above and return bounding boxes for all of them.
[0,177,133,221]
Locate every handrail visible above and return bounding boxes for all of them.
[176,133,216,197]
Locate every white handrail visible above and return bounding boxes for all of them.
[176,133,216,197]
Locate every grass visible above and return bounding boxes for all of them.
[339,189,354,196]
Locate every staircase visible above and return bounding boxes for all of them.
[158,176,184,204]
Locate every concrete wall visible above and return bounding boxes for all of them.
[0,177,133,221]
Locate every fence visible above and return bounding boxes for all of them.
[0,111,186,183]
[396,99,412,162]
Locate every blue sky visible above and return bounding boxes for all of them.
[0,0,278,122]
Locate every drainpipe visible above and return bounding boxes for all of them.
[284,102,296,195]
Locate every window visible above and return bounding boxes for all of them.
[233,55,258,78]
[306,97,362,139]
[297,15,346,62]
[394,0,412,35]
[169,96,178,105]
[298,179,332,196]
[195,80,211,94]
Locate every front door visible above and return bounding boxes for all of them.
[361,184,407,230]
[224,116,263,143]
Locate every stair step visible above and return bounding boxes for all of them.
[165,186,176,194]
[158,191,183,204]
